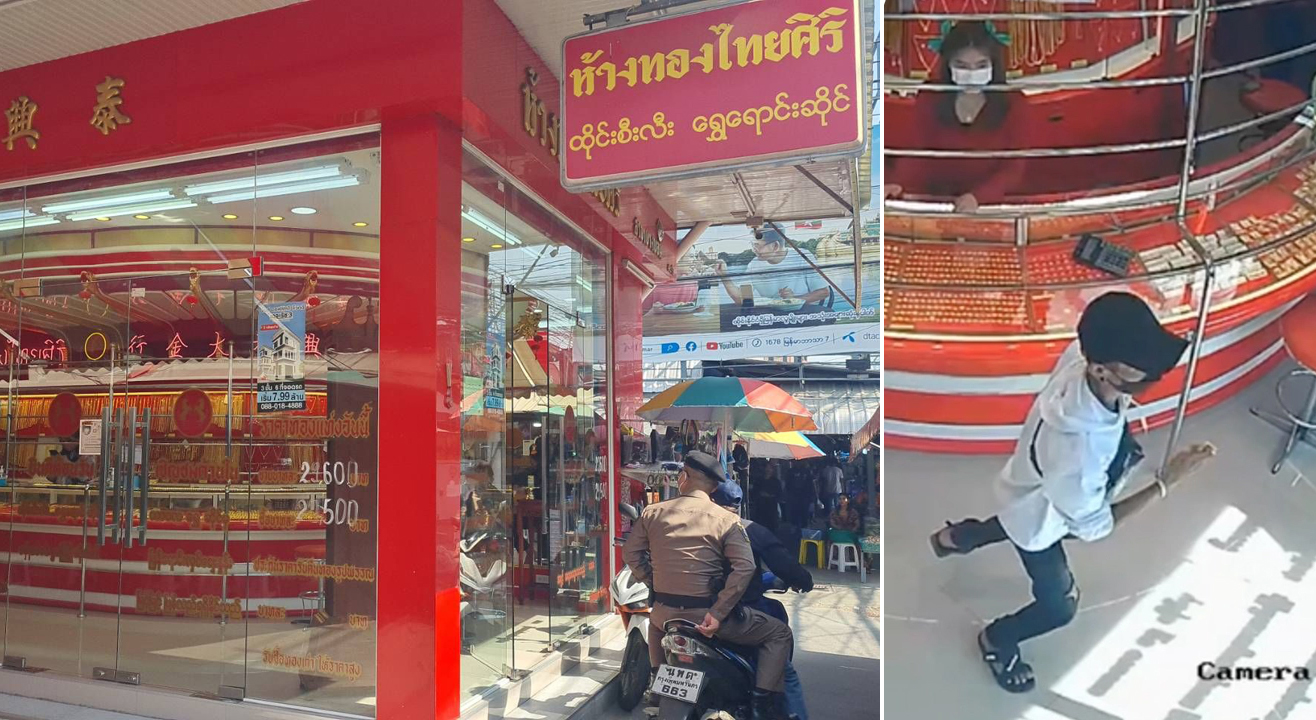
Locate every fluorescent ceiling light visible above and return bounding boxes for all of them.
[0,208,34,222]
[42,189,176,214]
[206,175,360,205]
[462,207,522,246]
[68,200,197,222]
[0,216,59,232]
[183,165,344,196]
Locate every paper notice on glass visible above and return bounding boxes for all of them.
[79,419,102,456]
[549,510,563,560]
[256,302,307,413]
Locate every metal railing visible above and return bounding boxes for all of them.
[883,3,1316,471]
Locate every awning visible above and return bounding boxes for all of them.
[851,407,880,457]
[771,381,881,437]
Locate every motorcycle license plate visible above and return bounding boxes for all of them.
[651,665,704,702]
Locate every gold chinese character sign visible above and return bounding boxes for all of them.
[4,96,39,151]
[91,76,130,135]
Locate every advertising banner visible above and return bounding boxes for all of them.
[643,228,879,361]
[256,302,307,413]
[560,0,866,190]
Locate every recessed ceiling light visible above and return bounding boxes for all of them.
[268,215,284,221]
[462,237,475,243]
[222,214,238,220]
[290,207,317,215]
[353,222,368,227]
[134,214,150,220]
[95,217,111,222]
[490,243,503,249]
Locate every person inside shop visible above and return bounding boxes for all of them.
[711,479,814,720]
[732,443,751,488]
[784,463,817,531]
[885,20,1024,213]
[461,463,496,528]
[750,460,784,532]
[46,436,82,485]
[829,495,861,534]
[713,229,832,310]
[623,451,795,720]
[818,456,845,518]
[926,292,1218,694]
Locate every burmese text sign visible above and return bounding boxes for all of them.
[560,0,866,190]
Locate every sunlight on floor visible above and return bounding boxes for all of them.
[1041,505,1316,720]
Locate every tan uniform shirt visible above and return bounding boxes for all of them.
[623,489,755,621]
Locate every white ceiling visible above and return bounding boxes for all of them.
[494,0,726,79]
[0,0,304,72]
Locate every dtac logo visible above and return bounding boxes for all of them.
[660,343,680,354]
[706,342,719,350]
[685,341,698,352]
[842,332,856,343]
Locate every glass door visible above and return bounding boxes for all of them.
[0,270,238,694]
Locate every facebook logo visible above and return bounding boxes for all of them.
[685,341,698,352]
[661,343,679,354]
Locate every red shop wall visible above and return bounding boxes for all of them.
[0,2,467,719]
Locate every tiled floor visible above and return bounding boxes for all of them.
[884,362,1316,719]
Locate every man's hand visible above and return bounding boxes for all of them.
[714,260,729,276]
[1162,442,1217,488]
[778,288,795,299]
[695,612,720,637]
[954,193,980,213]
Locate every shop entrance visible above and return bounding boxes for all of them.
[501,289,604,665]
[0,269,254,696]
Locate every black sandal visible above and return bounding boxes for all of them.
[978,630,1035,693]
[929,521,963,558]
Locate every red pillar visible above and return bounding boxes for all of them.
[377,111,465,720]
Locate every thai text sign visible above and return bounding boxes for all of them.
[561,0,866,190]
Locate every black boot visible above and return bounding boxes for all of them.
[643,669,660,711]
[752,689,787,720]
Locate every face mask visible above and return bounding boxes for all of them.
[951,66,992,87]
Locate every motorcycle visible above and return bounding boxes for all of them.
[650,575,794,720]
[612,503,652,710]
[458,532,507,654]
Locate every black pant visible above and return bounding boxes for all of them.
[947,517,1080,649]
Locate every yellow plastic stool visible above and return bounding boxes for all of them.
[799,538,825,569]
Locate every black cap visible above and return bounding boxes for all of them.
[683,451,723,485]
[1077,292,1187,380]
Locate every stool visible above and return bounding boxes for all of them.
[828,542,861,574]
[799,538,825,569]
[1251,295,1316,473]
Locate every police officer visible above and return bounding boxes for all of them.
[624,451,793,720]
[711,479,812,720]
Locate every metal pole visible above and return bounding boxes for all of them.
[850,158,864,313]
[1161,0,1214,471]
[1176,0,1211,218]
[220,484,230,626]
[79,484,89,618]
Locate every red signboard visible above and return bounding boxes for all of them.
[560,0,867,190]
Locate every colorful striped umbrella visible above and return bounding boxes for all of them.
[638,378,817,433]
[735,431,824,460]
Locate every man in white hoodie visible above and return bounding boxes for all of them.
[927,292,1217,693]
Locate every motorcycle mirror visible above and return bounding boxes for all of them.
[619,503,639,520]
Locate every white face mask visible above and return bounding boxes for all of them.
[951,66,992,87]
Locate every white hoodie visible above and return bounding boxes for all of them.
[995,341,1125,552]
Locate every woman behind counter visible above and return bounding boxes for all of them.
[885,20,1024,213]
